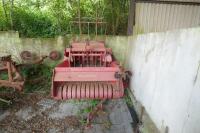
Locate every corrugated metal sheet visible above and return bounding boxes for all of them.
[134,3,200,34]
[162,0,200,2]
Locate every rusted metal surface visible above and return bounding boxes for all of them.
[51,41,126,100]
[0,52,55,92]
[49,51,60,61]
[20,51,33,61]
[0,55,24,91]
[20,50,60,62]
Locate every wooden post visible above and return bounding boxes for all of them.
[139,106,145,123]
[9,0,14,30]
[127,0,136,35]
[78,0,82,35]
[95,7,98,38]
[165,126,169,133]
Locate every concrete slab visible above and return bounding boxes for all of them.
[37,98,57,111]
[106,124,132,133]
[47,128,61,133]
[49,101,88,119]
[65,128,81,133]
[0,111,10,121]
[49,102,75,119]
[84,124,105,133]
[108,99,133,125]
[15,106,36,121]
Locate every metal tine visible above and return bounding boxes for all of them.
[86,82,90,98]
[95,82,99,99]
[83,82,86,98]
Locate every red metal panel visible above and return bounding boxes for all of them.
[55,67,120,72]
[54,71,118,82]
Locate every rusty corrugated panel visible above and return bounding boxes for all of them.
[134,3,200,34]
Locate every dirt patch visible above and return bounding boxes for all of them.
[64,116,81,129]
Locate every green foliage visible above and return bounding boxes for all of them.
[124,89,134,108]
[77,99,100,115]
[0,2,9,30]
[13,8,57,37]
[0,72,8,80]
[21,64,52,92]
[0,0,129,37]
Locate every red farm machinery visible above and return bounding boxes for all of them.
[51,40,127,100]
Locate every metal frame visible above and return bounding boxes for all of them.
[51,41,124,100]
[0,55,24,91]
[70,18,107,37]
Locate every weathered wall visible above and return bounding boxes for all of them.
[0,31,66,63]
[106,36,130,66]
[129,27,200,133]
[0,31,128,65]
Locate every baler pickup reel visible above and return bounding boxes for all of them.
[51,41,126,100]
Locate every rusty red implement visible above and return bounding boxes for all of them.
[0,55,24,91]
[51,41,125,100]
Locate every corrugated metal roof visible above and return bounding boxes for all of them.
[162,0,200,2]
[134,3,200,34]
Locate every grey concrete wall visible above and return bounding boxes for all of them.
[0,31,128,65]
[0,31,66,63]
[129,27,200,133]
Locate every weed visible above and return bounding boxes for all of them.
[78,100,100,115]
[20,64,53,93]
[0,72,8,80]
[124,89,134,108]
